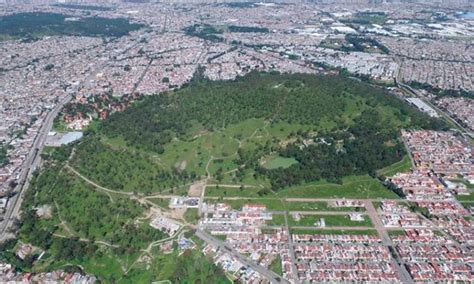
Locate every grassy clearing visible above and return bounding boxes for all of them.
[290,228,378,235]
[456,194,474,202]
[184,208,200,224]
[207,175,397,200]
[213,235,227,241]
[269,255,282,276]
[286,201,365,212]
[277,175,398,199]
[205,186,263,198]
[289,214,372,227]
[377,155,412,177]
[205,198,285,210]
[262,155,298,170]
[266,214,286,226]
[148,198,170,209]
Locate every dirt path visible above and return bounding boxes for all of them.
[54,200,75,237]
[66,165,133,196]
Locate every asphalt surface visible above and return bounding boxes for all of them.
[364,201,414,284]
[397,81,474,140]
[0,38,144,241]
[283,212,299,282]
[195,229,288,284]
[0,95,72,241]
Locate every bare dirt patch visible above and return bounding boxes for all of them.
[168,208,187,221]
[175,160,187,171]
[188,179,206,197]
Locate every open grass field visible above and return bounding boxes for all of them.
[270,256,283,276]
[276,175,398,199]
[205,198,286,210]
[204,186,264,198]
[266,214,286,226]
[262,155,299,170]
[205,175,397,200]
[456,193,474,202]
[184,208,200,224]
[289,214,373,227]
[377,155,412,177]
[285,201,365,212]
[205,198,365,212]
[147,198,171,209]
[290,228,378,235]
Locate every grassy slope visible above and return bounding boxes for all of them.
[377,155,412,177]
[276,175,398,199]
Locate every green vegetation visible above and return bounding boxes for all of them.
[408,202,431,218]
[21,166,164,251]
[97,72,445,194]
[262,155,298,170]
[53,4,114,11]
[165,249,229,283]
[276,175,398,199]
[184,208,200,224]
[267,214,286,226]
[456,193,474,202]
[321,35,389,54]
[285,201,364,212]
[183,24,223,42]
[269,255,283,276]
[205,198,364,212]
[4,145,227,282]
[410,81,474,99]
[344,35,389,54]
[377,155,412,177]
[205,198,285,210]
[71,136,197,194]
[228,25,269,33]
[205,186,263,198]
[148,198,171,209]
[288,214,373,227]
[0,12,143,40]
[0,143,8,167]
[344,12,388,25]
[213,235,227,241]
[290,228,378,235]
[52,116,70,132]
[387,230,407,237]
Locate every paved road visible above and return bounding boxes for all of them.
[271,210,367,216]
[283,212,299,282]
[195,229,288,284]
[0,95,72,241]
[0,36,157,241]
[397,81,474,140]
[364,201,414,284]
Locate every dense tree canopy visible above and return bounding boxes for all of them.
[99,72,446,189]
[0,12,143,40]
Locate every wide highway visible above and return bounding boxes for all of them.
[0,95,72,241]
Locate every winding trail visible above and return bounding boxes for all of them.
[66,165,133,196]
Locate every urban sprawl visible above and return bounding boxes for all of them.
[0,0,473,283]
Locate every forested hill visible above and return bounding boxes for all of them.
[93,72,446,189]
[101,72,444,152]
